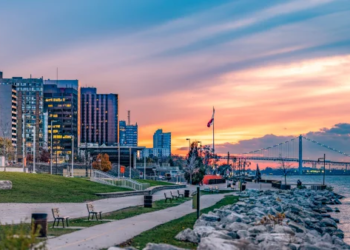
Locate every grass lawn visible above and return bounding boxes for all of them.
[121,195,239,250]
[136,179,175,187]
[0,172,131,203]
[0,197,192,239]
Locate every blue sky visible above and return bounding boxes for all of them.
[1,0,350,161]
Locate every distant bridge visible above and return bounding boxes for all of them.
[220,135,350,174]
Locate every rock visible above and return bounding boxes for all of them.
[143,243,186,250]
[237,230,249,239]
[197,237,240,250]
[320,218,337,228]
[334,207,340,213]
[108,247,136,250]
[248,225,267,235]
[321,233,332,244]
[201,214,220,222]
[322,227,336,235]
[334,198,342,204]
[289,243,300,250]
[272,225,295,236]
[0,180,12,190]
[193,226,215,238]
[175,228,199,243]
[333,229,345,239]
[288,221,307,233]
[206,230,236,240]
[226,222,249,232]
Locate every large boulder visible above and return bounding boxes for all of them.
[0,180,12,190]
[143,243,186,250]
[272,225,295,236]
[175,228,199,243]
[193,226,215,238]
[320,218,337,228]
[226,222,249,232]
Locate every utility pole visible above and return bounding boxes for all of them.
[128,110,130,125]
[50,120,54,174]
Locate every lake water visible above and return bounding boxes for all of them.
[263,175,350,244]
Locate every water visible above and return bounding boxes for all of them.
[263,175,350,244]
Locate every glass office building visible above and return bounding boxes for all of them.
[119,120,138,146]
[153,129,171,153]
[44,80,79,161]
[81,87,118,145]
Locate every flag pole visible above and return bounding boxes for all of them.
[213,107,215,154]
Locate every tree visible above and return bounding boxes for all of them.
[26,154,33,163]
[39,149,50,163]
[0,137,15,162]
[279,154,292,185]
[184,142,205,185]
[92,154,112,172]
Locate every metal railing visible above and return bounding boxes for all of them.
[90,169,150,191]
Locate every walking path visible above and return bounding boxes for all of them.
[0,187,194,224]
[0,182,273,225]
[46,193,228,250]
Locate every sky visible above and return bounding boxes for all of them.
[1,0,350,163]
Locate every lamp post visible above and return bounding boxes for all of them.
[318,154,326,186]
[186,138,191,152]
[50,120,58,175]
[129,147,132,179]
[71,135,74,177]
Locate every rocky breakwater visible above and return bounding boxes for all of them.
[173,189,349,250]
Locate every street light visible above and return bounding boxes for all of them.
[318,153,326,186]
[50,120,58,175]
[186,138,191,151]
[71,135,74,177]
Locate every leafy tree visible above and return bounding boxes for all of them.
[279,154,292,185]
[92,154,112,172]
[39,149,50,163]
[0,137,15,161]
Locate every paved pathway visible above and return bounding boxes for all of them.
[0,187,195,224]
[46,193,228,250]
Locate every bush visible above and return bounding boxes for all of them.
[0,222,46,250]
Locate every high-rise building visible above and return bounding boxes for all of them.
[0,73,44,162]
[44,80,80,161]
[119,120,138,146]
[119,121,126,145]
[153,129,171,153]
[81,87,118,145]
[0,84,17,148]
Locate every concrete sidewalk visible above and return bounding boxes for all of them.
[46,193,228,250]
[0,188,195,224]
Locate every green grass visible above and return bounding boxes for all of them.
[121,195,239,250]
[0,172,132,203]
[1,197,192,238]
[136,179,175,187]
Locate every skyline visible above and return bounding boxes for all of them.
[1,0,350,158]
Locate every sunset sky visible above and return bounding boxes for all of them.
[1,0,350,162]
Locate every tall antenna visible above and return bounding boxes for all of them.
[128,110,130,125]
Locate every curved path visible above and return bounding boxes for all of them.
[0,187,195,225]
[46,193,228,250]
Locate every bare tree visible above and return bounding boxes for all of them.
[279,154,292,185]
[186,154,197,185]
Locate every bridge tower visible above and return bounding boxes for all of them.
[299,135,303,175]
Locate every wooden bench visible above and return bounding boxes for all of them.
[52,208,69,228]
[164,193,173,203]
[87,203,102,221]
[170,191,179,200]
[177,190,184,198]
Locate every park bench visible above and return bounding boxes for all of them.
[87,203,102,221]
[52,208,69,228]
[170,191,179,200]
[177,190,184,198]
[164,192,173,203]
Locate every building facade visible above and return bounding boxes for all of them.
[44,80,80,161]
[142,148,171,158]
[81,87,118,145]
[153,129,171,153]
[119,120,138,146]
[0,84,17,148]
[0,74,44,162]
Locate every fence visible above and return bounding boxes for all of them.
[90,169,150,191]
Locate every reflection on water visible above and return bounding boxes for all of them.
[263,175,350,243]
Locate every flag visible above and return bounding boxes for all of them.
[207,107,215,127]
